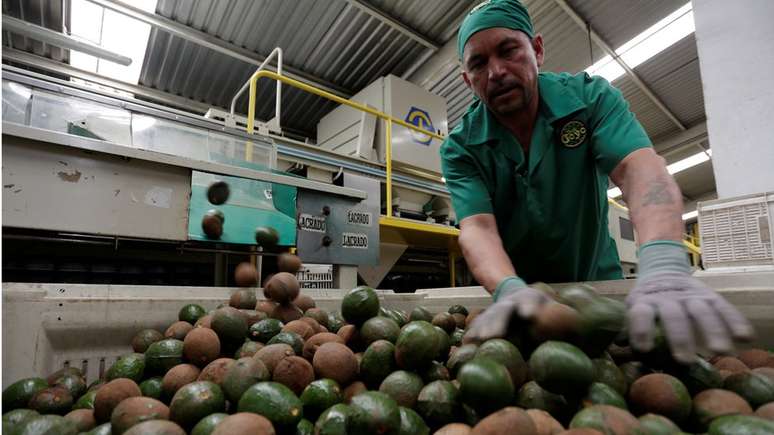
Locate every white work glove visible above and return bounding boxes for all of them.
[626,241,754,364]
[464,276,552,342]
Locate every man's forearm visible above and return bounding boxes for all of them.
[615,149,683,244]
[459,215,516,293]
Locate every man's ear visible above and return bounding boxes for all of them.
[462,70,472,90]
[533,33,545,68]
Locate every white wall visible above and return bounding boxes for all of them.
[693,0,774,198]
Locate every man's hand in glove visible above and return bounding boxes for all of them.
[464,276,553,343]
[627,241,754,364]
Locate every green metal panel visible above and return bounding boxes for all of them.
[188,171,296,246]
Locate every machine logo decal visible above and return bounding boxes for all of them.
[404,106,435,146]
[298,213,326,233]
[342,232,368,249]
[559,120,587,148]
[346,209,372,227]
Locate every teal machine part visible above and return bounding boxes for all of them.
[188,170,297,246]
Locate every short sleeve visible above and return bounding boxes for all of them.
[440,138,494,222]
[586,75,653,174]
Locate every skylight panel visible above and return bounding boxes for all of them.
[666,149,711,175]
[69,0,158,84]
[584,2,695,83]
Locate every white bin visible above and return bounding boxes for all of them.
[4,273,773,386]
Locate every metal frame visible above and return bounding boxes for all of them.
[229,46,283,132]
[1,65,450,197]
[2,15,131,66]
[3,122,367,200]
[343,0,439,51]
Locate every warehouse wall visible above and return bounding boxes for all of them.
[693,0,774,198]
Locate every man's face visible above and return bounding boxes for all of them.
[462,28,544,117]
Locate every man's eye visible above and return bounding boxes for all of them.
[502,46,518,57]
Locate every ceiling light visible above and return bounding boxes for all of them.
[585,2,694,82]
[682,210,698,221]
[667,149,711,175]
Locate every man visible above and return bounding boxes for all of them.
[441,0,753,363]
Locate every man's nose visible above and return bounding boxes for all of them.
[488,58,508,81]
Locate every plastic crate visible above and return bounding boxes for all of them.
[4,274,774,386]
[1,283,436,385]
[698,192,774,271]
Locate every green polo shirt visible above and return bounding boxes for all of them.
[441,72,652,283]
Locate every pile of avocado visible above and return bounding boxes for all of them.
[3,279,774,434]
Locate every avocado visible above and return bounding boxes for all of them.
[628,373,692,424]
[395,321,440,370]
[582,382,628,410]
[379,370,425,409]
[110,396,169,434]
[458,357,513,415]
[266,331,303,356]
[569,404,642,435]
[169,381,226,430]
[106,353,146,383]
[708,415,774,435]
[360,340,398,388]
[361,316,401,345]
[476,338,528,389]
[314,403,349,435]
[190,412,227,435]
[398,406,430,435]
[529,341,594,397]
[348,391,401,434]
[341,286,380,326]
[237,381,303,429]
[221,357,270,404]
[416,380,460,429]
[3,378,48,411]
[145,339,185,375]
[300,379,343,420]
[178,304,207,325]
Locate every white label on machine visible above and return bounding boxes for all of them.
[346,209,372,227]
[263,189,273,199]
[342,232,368,249]
[298,214,326,233]
[297,264,334,288]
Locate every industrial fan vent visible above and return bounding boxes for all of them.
[699,192,774,270]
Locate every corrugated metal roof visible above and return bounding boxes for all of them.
[566,0,688,52]
[138,0,478,135]
[2,0,69,63]
[635,34,705,129]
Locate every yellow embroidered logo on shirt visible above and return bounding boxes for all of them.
[559,120,587,148]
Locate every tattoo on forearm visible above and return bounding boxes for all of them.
[641,180,674,206]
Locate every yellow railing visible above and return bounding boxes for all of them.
[245,70,444,218]
[608,198,700,255]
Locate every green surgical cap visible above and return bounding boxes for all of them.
[457,0,534,59]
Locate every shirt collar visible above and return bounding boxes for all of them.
[459,72,588,147]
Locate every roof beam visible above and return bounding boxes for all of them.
[552,0,687,131]
[344,0,439,50]
[87,0,352,98]
[3,48,213,113]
